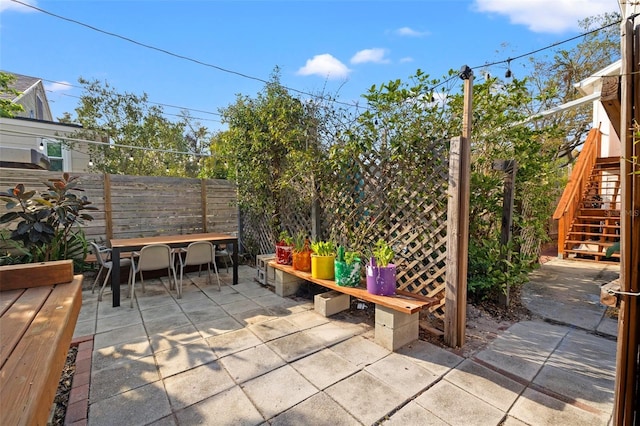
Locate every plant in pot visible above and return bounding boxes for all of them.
[310,239,336,280]
[334,245,362,287]
[366,239,396,295]
[275,230,294,265]
[292,231,312,272]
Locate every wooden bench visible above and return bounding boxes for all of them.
[0,260,83,426]
[268,261,438,350]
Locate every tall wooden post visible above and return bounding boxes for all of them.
[103,173,113,241]
[493,159,517,306]
[445,66,473,348]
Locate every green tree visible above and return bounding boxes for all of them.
[67,78,211,177]
[526,12,621,162]
[0,72,25,118]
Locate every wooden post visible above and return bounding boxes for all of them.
[613,16,640,425]
[445,66,473,348]
[104,173,113,241]
[493,159,517,306]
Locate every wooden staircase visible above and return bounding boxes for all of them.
[560,156,621,261]
[553,128,621,263]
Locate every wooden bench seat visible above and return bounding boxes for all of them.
[269,261,437,350]
[0,260,83,426]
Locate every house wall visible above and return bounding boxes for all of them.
[13,82,53,121]
[593,101,621,157]
[0,117,92,173]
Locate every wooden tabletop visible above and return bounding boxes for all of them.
[110,232,237,249]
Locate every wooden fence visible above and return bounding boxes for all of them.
[0,169,238,246]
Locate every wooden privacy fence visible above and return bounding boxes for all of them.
[0,169,238,245]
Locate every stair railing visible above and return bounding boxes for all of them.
[553,128,602,257]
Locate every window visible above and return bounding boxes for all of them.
[43,139,64,171]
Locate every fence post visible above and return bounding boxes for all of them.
[104,173,113,241]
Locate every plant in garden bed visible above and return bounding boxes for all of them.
[0,173,97,271]
[366,239,396,295]
[292,231,311,272]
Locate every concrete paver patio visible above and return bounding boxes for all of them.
[74,262,617,425]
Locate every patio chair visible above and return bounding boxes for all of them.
[178,241,221,296]
[128,244,176,308]
[89,241,132,302]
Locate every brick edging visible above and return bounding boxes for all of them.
[65,335,94,426]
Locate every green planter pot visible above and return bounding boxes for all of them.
[334,258,361,287]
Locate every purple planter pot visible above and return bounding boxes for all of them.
[366,258,396,295]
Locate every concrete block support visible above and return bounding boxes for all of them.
[274,269,304,297]
[256,254,276,285]
[375,305,419,351]
[314,291,351,317]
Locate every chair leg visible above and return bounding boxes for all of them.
[97,268,112,302]
[129,270,136,308]
[212,260,221,291]
[177,266,182,299]
[92,265,105,293]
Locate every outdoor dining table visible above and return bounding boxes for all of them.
[109,232,238,307]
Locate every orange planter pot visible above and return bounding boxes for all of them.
[292,250,311,272]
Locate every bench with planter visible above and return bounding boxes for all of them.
[268,261,438,350]
[0,260,82,426]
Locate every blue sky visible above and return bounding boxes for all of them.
[0,0,620,132]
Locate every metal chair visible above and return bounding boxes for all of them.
[178,241,220,295]
[89,241,132,302]
[128,244,176,307]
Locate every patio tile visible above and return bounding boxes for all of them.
[365,352,439,398]
[444,359,525,412]
[206,327,263,358]
[147,414,177,426]
[92,337,152,372]
[149,324,203,352]
[89,381,171,426]
[135,292,175,311]
[178,297,220,313]
[163,361,235,410]
[545,329,617,377]
[241,365,318,420]
[509,387,611,425]
[208,291,248,305]
[414,380,504,426]
[73,318,96,338]
[282,309,330,330]
[304,320,367,347]
[218,344,286,383]
[183,305,228,325]
[154,338,217,378]
[382,401,448,425]
[396,340,464,376]
[291,348,359,390]
[221,298,262,315]
[139,303,183,322]
[231,307,279,326]
[248,317,299,342]
[90,354,160,402]
[97,299,134,319]
[270,391,361,425]
[95,308,142,333]
[195,315,244,338]
[324,371,406,425]
[94,322,147,350]
[144,312,192,335]
[175,385,264,426]
[266,330,326,362]
[330,335,390,367]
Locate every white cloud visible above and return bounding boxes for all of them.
[400,57,414,63]
[0,0,36,13]
[45,81,72,93]
[395,27,430,37]
[350,48,390,65]
[473,0,617,33]
[296,54,351,79]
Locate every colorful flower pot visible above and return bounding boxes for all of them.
[335,258,362,287]
[275,243,293,265]
[366,258,396,295]
[292,250,311,272]
[311,254,335,279]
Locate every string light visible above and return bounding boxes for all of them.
[165,162,170,173]
[88,156,94,166]
[505,59,513,79]
[129,151,134,161]
[39,141,44,151]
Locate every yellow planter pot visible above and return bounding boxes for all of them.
[311,254,335,280]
